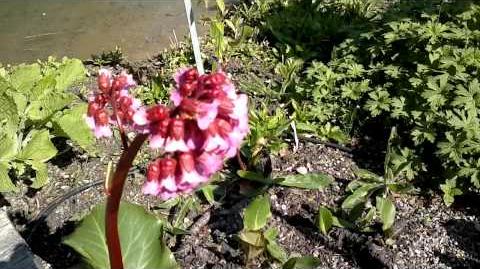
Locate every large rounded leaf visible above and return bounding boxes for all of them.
[64,201,177,269]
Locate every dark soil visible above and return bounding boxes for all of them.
[1,59,479,269]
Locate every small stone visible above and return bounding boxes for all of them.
[296,166,308,174]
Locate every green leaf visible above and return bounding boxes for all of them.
[341,184,381,210]
[376,197,396,231]
[52,103,95,153]
[283,256,321,269]
[263,228,278,242]
[0,132,18,161]
[216,0,226,15]
[27,92,75,121]
[28,161,49,189]
[238,230,264,247]
[237,170,273,184]
[244,195,271,231]
[18,129,57,162]
[316,207,333,235]
[266,240,288,263]
[0,162,17,192]
[440,178,463,206]
[355,169,382,182]
[200,184,216,205]
[54,58,86,91]
[277,173,333,189]
[9,64,41,93]
[64,201,177,269]
[0,92,19,126]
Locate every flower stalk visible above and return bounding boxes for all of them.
[105,134,147,269]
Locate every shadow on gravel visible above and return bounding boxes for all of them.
[8,211,80,269]
[436,219,480,269]
[436,193,480,269]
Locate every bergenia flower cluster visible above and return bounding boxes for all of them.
[85,68,248,200]
[85,69,140,138]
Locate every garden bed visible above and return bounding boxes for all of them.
[1,0,480,268]
[2,130,479,268]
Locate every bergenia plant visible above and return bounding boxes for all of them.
[85,67,248,269]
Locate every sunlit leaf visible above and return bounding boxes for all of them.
[64,201,177,269]
[277,173,332,189]
[376,197,396,231]
[244,195,271,231]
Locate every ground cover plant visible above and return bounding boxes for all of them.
[0,0,479,269]
[0,57,94,191]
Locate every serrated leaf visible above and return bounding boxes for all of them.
[28,161,49,189]
[376,197,396,231]
[52,103,95,153]
[283,256,321,269]
[0,92,19,126]
[277,173,333,189]
[9,63,41,93]
[0,132,18,161]
[18,129,57,162]
[316,207,333,235]
[0,162,17,192]
[27,92,75,121]
[29,74,57,101]
[244,195,271,231]
[54,58,86,91]
[64,201,177,269]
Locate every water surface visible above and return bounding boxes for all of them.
[0,0,206,64]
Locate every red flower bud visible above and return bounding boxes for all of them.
[151,118,170,136]
[147,160,160,181]
[94,110,109,125]
[179,98,199,115]
[178,152,195,172]
[98,73,111,93]
[169,119,185,140]
[159,157,177,178]
[118,96,132,110]
[179,81,197,97]
[211,73,226,85]
[147,105,169,122]
[87,102,101,117]
[183,68,198,82]
[112,76,127,92]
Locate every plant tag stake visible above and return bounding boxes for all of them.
[183,0,205,74]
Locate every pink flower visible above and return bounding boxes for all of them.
[88,66,249,200]
[143,158,178,198]
[164,119,189,152]
[180,98,219,130]
[176,152,207,190]
[196,152,223,177]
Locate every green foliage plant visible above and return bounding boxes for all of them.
[0,57,94,191]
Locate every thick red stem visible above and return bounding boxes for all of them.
[105,134,147,269]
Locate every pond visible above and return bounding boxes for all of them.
[0,0,207,64]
